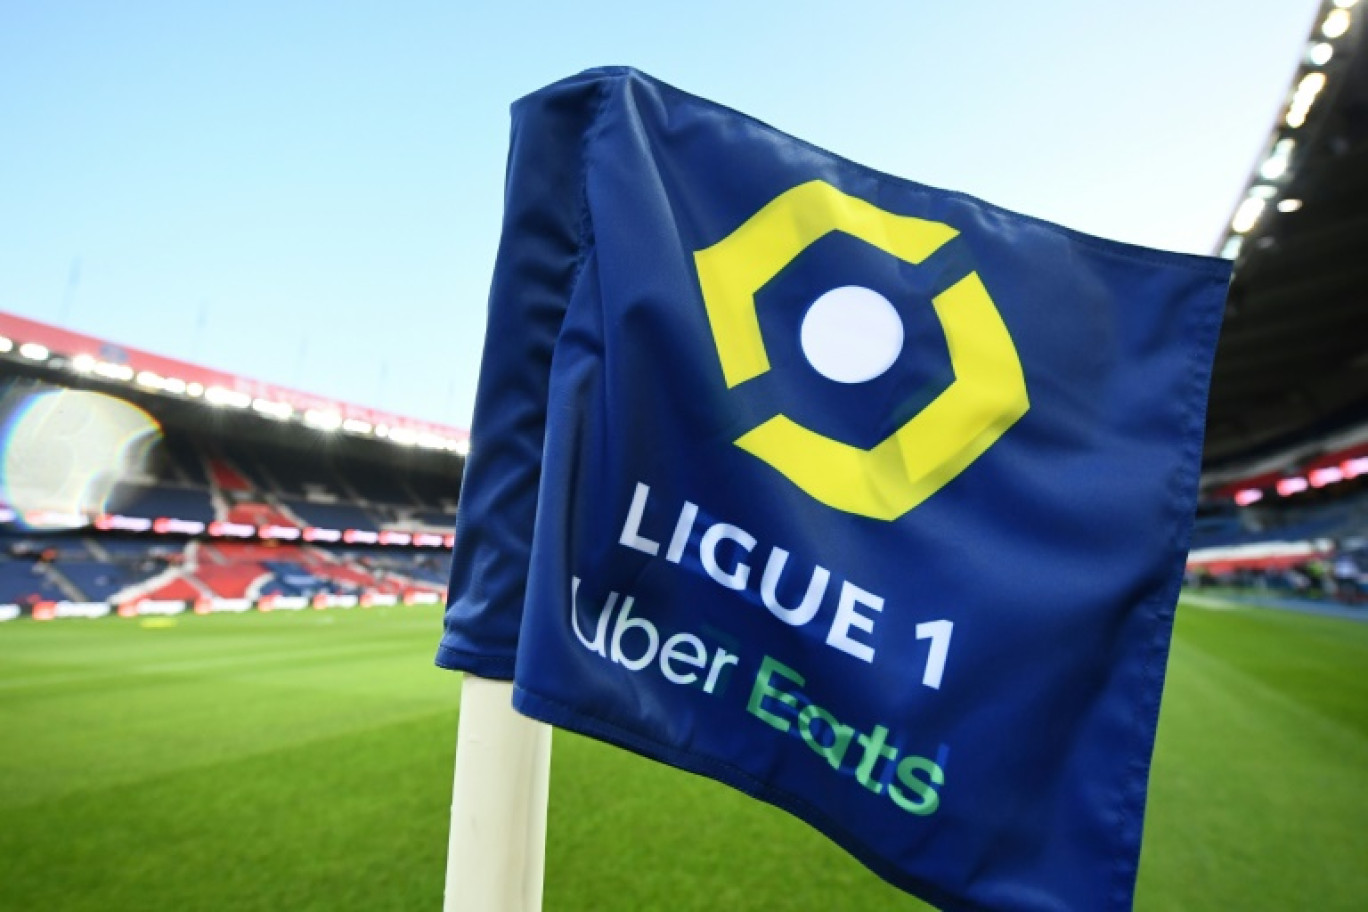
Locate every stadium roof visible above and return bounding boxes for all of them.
[1203,0,1368,482]
[0,310,469,455]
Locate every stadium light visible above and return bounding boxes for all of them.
[1343,456,1368,478]
[206,386,251,408]
[0,507,16,523]
[162,377,187,394]
[1322,8,1352,38]
[342,418,372,434]
[1259,138,1295,180]
[18,342,50,361]
[344,529,380,544]
[0,336,12,353]
[1308,42,1335,65]
[93,361,134,381]
[379,530,413,545]
[186,382,205,397]
[304,526,342,542]
[136,371,164,389]
[1219,237,1243,260]
[1286,71,1328,128]
[375,424,390,439]
[1297,71,1328,95]
[252,398,293,420]
[1231,197,1265,234]
[1277,199,1303,213]
[304,409,343,430]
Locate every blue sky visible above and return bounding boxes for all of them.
[0,1,1320,428]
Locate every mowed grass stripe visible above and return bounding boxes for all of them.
[0,639,425,693]
[0,711,457,912]
[0,611,458,810]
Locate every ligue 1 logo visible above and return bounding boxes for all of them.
[694,180,1030,521]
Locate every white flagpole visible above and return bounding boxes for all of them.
[444,674,552,912]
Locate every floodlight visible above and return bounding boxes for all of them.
[93,362,134,381]
[251,399,293,420]
[1259,139,1295,180]
[206,387,251,408]
[1231,197,1265,233]
[1322,8,1351,38]
[304,409,343,430]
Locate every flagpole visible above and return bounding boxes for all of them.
[444,674,552,912]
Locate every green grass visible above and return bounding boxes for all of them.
[0,599,1365,910]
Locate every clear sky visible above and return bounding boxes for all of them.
[0,1,1321,429]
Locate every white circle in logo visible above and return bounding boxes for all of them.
[799,286,905,384]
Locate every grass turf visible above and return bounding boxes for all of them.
[0,599,1364,910]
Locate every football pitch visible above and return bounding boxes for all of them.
[1,600,1365,911]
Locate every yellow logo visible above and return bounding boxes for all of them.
[693,180,1029,521]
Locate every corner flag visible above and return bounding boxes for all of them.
[438,67,1230,910]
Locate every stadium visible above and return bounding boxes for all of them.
[3,4,1367,911]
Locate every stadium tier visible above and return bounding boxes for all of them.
[0,533,446,615]
[0,317,464,621]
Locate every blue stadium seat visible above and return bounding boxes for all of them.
[109,483,216,523]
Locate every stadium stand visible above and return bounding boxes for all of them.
[161,428,210,486]
[413,509,459,528]
[0,324,461,621]
[277,496,382,532]
[343,463,420,508]
[225,502,299,528]
[51,560,136,602]
[206,456,256,493]
[0,531,449,610]
[221,441,308,497]
[0,559,71,605]
[109,481,216,523]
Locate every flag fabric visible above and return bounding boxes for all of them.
[437,67,1230,911]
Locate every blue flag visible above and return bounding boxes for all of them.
[438,68,1230,911]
